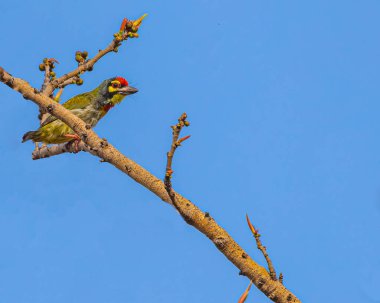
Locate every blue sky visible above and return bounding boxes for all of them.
[0,1,379,302]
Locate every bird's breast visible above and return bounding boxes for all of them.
[103,103,114,112]
[75,106,103,127]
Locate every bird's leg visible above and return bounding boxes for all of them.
[64,134,81,153]
[34,142,41,157]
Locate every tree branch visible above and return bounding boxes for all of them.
[0,17,301,303]
[31,141,96,160]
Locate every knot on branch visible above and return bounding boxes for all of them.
[81,133,88,142]
[125,165,132,174]
[46,104,55,113]
[100,138,108,148]
[213,237,227,248]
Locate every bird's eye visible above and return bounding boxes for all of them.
[112,83,119,88]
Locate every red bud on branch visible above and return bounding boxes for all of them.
[246,214,259,236]
[177,135,191,145]
[120,18,128,32]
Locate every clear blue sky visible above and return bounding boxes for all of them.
[0,1,379,302]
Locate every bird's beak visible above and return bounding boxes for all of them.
[118,86,138,95]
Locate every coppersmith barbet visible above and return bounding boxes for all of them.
[22,77,137,144]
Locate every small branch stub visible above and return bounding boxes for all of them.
[279,273,283,284]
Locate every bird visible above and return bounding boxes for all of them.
[22,77,138,146]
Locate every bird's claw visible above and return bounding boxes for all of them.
[65,134,81,153]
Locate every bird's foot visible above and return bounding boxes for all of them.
[65,134,81,153]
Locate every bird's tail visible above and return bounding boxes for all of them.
[22,131,37,143]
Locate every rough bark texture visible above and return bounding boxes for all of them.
[0,67,301,303]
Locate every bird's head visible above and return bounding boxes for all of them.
[98,77,138,105]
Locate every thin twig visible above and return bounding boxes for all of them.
[59,76,80,88]
[238,280,253,303]
[39,58,59,123]
[41,58,59,94]
[41,61,51,92]
[43,15,147,96]
[164,113,190,208]
[246,214,277,280]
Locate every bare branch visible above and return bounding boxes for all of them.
[246,214,277,281]
[0,16,300,302]
[59,76,80,88]
[32,141,96,160]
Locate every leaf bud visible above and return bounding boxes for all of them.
[75,54,83,63]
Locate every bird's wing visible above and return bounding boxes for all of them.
[41,91,95,127]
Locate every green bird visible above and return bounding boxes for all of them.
[22,77,138,145]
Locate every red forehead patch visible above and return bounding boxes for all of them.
[115,77,129,87]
